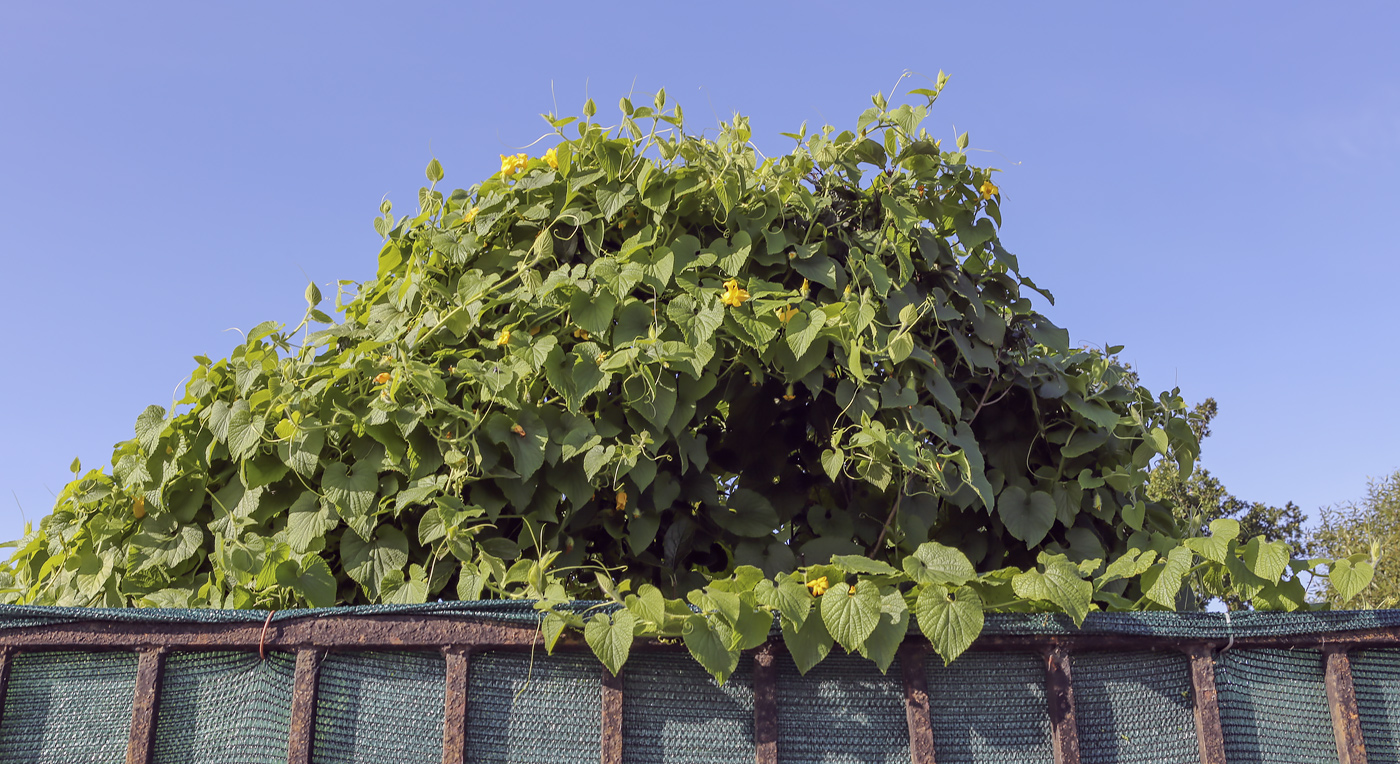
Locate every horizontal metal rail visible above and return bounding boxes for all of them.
[3,614,1400,652]
[0,615,1393,764]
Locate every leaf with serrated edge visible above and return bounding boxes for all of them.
[819,579,881,652]
[916,585,984,665]
[683,614,739,684]
[1011,561,1092,624]
[903,542,975,585]
[857,587,910,673]
[585,610,636,677]
[1145,546,1194,608]
[781,612,833,674]
[754,578,812,628]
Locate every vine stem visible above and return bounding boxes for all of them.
[967,378,1011,424]
[870,476,910,556]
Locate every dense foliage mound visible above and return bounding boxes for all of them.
[2,81,1360,681]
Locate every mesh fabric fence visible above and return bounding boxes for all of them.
[1348,649,1400,763]
[8,605,1400,762]
[312,651,447,764]
[153,650,297,764]
[1217,647,1339,764]
[622,651,755,764]
[1072,650,1199,764]
[775,652,907,764]
[0,651,138,764]
[926,650,1052,764]
[466,649,600,764]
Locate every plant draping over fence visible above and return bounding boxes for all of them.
[1,77,1368,683]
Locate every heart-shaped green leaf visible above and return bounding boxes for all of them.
[997,486,1055,546]
[819,579,881,653]
[585,609,637,677]
[915,584,984,665]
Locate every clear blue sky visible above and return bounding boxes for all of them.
[2,2,1397,544]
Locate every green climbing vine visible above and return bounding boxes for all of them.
[1,76,1362,683]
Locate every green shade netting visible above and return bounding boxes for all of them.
[775,652,907,764]
[312,651,446,764]
[926,651,1052,764]
[5,606,1400,761]
[622,651,754,764]
[153,650,296,764]
[1217,647,1338,764]
[1348,649,1400,764]
[1073,650,1199,764]
[467,650,599,764]
[0,651,137,764]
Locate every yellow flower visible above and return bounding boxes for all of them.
[806,576,830,596]
[799,278,810,300]
[500,153,529,179]
[615,490,628,512]
[463,206,479,224]
[720,278,750,307]
[544,147,558,169]
[979,179,999,200]
[373,372,392,385]
[776,305,799,324]
[496,329,511,346]
[132,496,146,519]
[573,328,591,340]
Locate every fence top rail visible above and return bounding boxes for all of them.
[4,605,1400,653]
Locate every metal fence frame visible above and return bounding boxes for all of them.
[0,613,1385,764]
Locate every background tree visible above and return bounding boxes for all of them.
[1150,398,1310,553]
[1310,470,1399,608]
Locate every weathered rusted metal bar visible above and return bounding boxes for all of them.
[286,649,322,764]
[125,647,166,764]
[753,643,778,764]
[601,666,624,764]
[1183,645,1226,764]
[900,643,937,764]
[1045,646,1080,764]
[1325,645,1369,764]
[441,649,470,764]
[5,614,1400,653]
[0,647,12,732]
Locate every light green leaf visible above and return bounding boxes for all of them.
[1011,560,1092,624]
[781,611,833,674]
[857,588,910,674]
[753,578,812,628]
[819,579,881,652]
[322,461,378,523]
[829,555,899,576]
[226,400,266,461]
[887,333,914,364]
[786,310,824,360]
[341,525,408,599]
[1329,558,1374,604]
[821,449,844,481]
[277,555,337,607]
[903,542,976,586]
[915,585,984,665]
[1242,537,1290,584]
[585,610,637,677]
[625,584,668,627]
[683,614,740,685]
[285,426,324,478]
[1145,546,1194,607]
[286,493,337,553]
